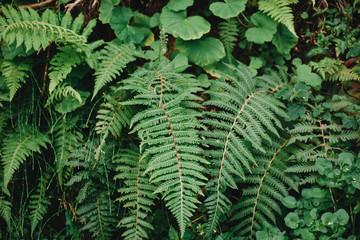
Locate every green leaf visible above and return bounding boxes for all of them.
[166,0,194,11]
[272,24,298,57]
[99,0,120,24]
[282,196,297,209]
[334,209,349,226]
[209,0,247,19]
[169,225,180,240]
[176,37,225,66]
[316,158,333,175]
[321,212,337,226]
[287,103,306,121]
[338,152,354,171]
[296,64,322,90]
[172,53,190,72]
[55,90,90,114]
[245,12,278,44]
[160,7,211,40]
[284,212,299,229]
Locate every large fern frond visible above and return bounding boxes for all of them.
[258,0,297,37]
[92,43,142,99]
[114,148,157,240]
[202,63,287,237]
[0,6,96,52]
[310,58,360,81]
[231,138,297,238]
[29,174,51,236]
[1,59,31,101]
[121,58,207,237]
[1,129,50,189]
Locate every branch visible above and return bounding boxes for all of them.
[0,0,55,13]
[65,0,82,13]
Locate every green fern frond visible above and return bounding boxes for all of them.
[310,58,360,81]
[258,0,297,37]
[29,174,51,236]
[202,62,287,237]
[92,43,142,99]
[1,59,31,101]
[46,83,82,106]
[0,6,95,52]
[1,129,50,189]
[48,45,82,93]
[121,58,207,238]
[114,148,156,240]
[231,138,297,238]
[218,18,239,63]
[0,197,11,228]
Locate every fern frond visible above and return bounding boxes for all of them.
[48,45,82,92]
[29,174,51,236]
[1,129,50,189]
[92,43,142,99]
[46,83,82,106]
[121,58,206,237]
[0,197,11,228]
[202,62,287,237]
[231,138,297,238]
[218,18,238,63]
[114,148,156,240]
[1,59,31,101]
[0,6,95,52]
[258,0,297,37]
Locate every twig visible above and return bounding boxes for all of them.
[0,0,55,13]
[65,0,82,13]
[318,120,328,158]
[41,43,51,98]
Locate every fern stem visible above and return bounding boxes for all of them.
[156,70,184,231]
[135,154,141,240]
[249,137,291,239]
[318,120,328,158]
[96,197,104,239]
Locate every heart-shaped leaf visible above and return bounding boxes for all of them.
[99,0,120,24]
[272,24,298,57]
[209,0,247,19]
[160,7,211,40]
[245,12,278,44]
[166,0,194,11]
[176,37,225,66]
[296,64,322,90]
[284,212,299,229]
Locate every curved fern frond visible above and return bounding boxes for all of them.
[48,45,82,93]
[1,129,50,189]
[121,59,207,237]
[1,59,31,101]
[218,18,239,64]
[114,148,157,240]
[202,62,287,237]
[0,197,11,228]
[258,0,297,37]
[92,43,143,99]
[29,174,51,236]
[46,83,82,106]
[0,6,95,52]
[231,138,297,238]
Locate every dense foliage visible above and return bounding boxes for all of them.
[1,0,360,239]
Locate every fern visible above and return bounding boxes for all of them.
[1,59,31,101]
[202,63,287,237]
[0,6,96,52]
[92,42,143,99]
[114,148,156,240]
[0,197,11,228]
[29,174,51,236]
[258,0,297,37]
[310,58,360,81]
[46,83,82,106]
[48,45,82,93]
[231,138,297,238]
[218,18,239,64]
[121,58,207,237]
[1,129,50,189]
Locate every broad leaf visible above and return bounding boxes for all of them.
[245,12,278,44]
[160,7,211,40]
[209,0,247,19]
[166,0,194,11]
[296,64,322,90]
[176,37,225,66]
[272,24,298,57]
[99,0,120,24]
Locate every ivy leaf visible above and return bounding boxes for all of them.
[209,0,247,19]
[272,24,298,57]
[99,0,120,24]
[296,64,322,90]
[245,12,278,44]
[110,7,147,44]
[160,7,211,40]
[176,37,225,66]
[166,0,194,11]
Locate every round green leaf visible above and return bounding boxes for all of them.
[245,12,278,44]
[334,209,349,226]
[176,37,225,66]
[166,0,194,11]
[272,24,298,57]
[321,212,337,226]
[338,152,354,171]
[316,158,333,175]
[160,7,211,40]
[282,196,297,209]
[284,212,300,229]
[99,0,120,24]
[209,0,246,19]
[296,64,322,90]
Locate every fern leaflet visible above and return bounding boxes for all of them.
[0,197,11,228]
[218,18,239,64]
